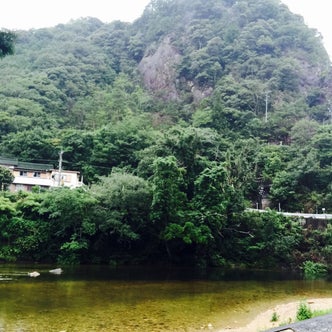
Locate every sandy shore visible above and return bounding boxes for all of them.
[217,298,332,332]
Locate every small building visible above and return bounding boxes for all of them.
[0,156,83,192]
[51,170,83,189]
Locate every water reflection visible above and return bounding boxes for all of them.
[0,265,331,331]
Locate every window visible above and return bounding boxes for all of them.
[20,171,27,176]
[34,172,41,178]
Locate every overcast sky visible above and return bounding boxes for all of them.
[1,0,331,57]
[0,0,151,29]
[282,0,332,58]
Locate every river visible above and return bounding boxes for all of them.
[1,264,332,331]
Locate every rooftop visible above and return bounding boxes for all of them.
[0,156,53,170]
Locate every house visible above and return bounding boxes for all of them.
[50,170,84,189]
[0,156,83,192]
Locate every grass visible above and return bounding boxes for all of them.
[312,308,332,318]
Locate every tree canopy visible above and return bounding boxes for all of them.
[0,30,16,58]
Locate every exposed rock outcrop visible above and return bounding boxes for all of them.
[138,36,182,101]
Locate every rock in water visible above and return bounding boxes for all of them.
[49,268,63,275]
[28,271,40,277]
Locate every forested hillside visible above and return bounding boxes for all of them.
[0,0,332,268]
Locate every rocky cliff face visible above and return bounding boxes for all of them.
[138,36,213,103]
[138,36,181,101]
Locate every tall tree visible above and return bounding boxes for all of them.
[37,188,97,264]
[0,30,16,58]
[90,171,152,261]
[0,166,14,191]
[150,156,187,259]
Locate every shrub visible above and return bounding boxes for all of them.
[302,260,328,280]
[296,302,313,321]
[271,311,279,322]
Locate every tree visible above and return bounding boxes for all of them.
[0,128,58,163]
[0,166,14,191]
[91,115,156,175]
[60,129,94,181]
[225,210,302,267]
[90,171,152,262]
[38,188,97,264]
[150,156,187,259]
[152,126,223,200]
[0,30,16,58]
[313,127,332,168]
[189,162,234,264]
[0,195,18,261]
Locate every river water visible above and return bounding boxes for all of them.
[1,265,332,331]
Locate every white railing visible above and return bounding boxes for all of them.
[246,208,332,220]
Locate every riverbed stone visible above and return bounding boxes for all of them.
[265,313,332,331]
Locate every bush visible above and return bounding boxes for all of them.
[302,260,328,280]
[271,311,279,322]
[297,302,313,321]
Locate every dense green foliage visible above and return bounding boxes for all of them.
[302,260,328,280]
[0,166,14,191]
[0,30,16,58]
[1,186,332,269]
[0,0,332,268]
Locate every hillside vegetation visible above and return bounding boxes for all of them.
[0,0,332,267]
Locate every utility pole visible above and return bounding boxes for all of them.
[265,91,270,123]
[327,100,332,125]
[58,150,63,186]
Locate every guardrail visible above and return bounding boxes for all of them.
[246,208,332,220]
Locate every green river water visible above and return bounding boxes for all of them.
[1,265,332,331]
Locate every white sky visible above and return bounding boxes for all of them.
[282,0,332,58]
[0,1,151,29]
[0,0,331,57]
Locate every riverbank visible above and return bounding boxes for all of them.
[218,298,332,332]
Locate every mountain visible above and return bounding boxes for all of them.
[1,0,331,133]
[0,0,331,211]
[135,0,331,103]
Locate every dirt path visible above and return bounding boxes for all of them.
[217,298,332,332]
